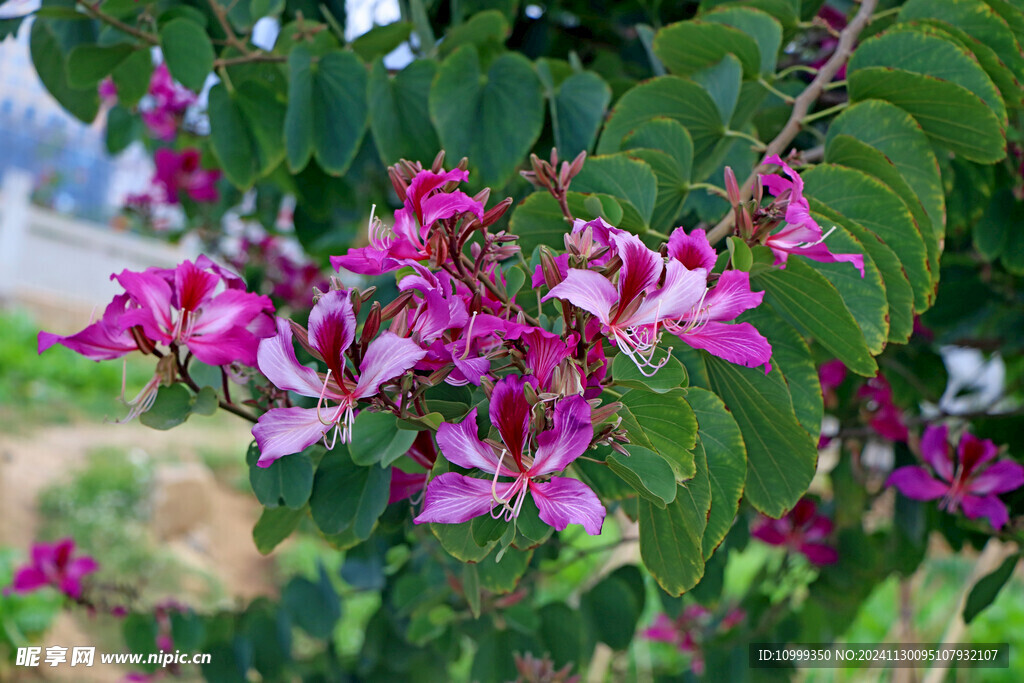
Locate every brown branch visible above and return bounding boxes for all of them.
[206,0,251,56]
[173,346,259,423]
[78,1,160,45]
[706,0,879,245]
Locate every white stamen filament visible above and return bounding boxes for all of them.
[797,225,837,249]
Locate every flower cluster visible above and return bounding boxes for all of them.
[39,257,274,420]
[642,604,745,675]
[140,64,197,141]
[751,498,838,565]
[127,148,222,209]
[887,425,1024,530]
[6,539,98,601]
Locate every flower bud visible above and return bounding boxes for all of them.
[428,229,449,268]
[431,150,446,173]
[724,166,741,207]
[568,151,587,180]
[590,401,623,425]
[360,302,381,348]
[388,167,408,203]
[523,381,540,406]
[130,325,156,355]
[539,247,565,288]
[381,290,414,320]
[481,197,513,228]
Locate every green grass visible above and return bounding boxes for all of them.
[0,309,154,425]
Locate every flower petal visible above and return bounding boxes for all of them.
[667,227,717,273]
[353,332,427,398]
[886,466,947,500]
[920,424,954,482]
[308,290,356,376]
[633,260,707,324]
[958,432,999,477]
[798,542,839,566]
[389,469,428,504]
[703,271,765,322]
[420,191,484,227]
[530,477,606,535]
[531,395,593,475]
[969,460,1024,496]
[612,232,663,305]
[257,317,325,398]
[676,321,773,372]
[115,269,175,342]
[252,407,331,466]
[542,269,617,324]
[413,473,517,525]
[38,294,138,360]
[788,240,866,277]
[436,408,517,476]
[960,494,1010,530]
[488,375,533,462]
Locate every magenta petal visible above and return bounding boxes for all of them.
[252,407,331,466]
[612,232,663,304]
[798,542,839,566]
[530,476,606,535]
[488,375,533,461]
[330,246,399,276]
[190,289,273,338]
[257,318,325,398]
[353,332,426,398]
[543,269,617,324]
[642,615,679,644]
[185,325,261,366]
[791,241,866,277]
[886,466,948,500]
[667,227,717,273]
[420,191,484,226]
[960,494,1010,530]
[523,327,574,389]
[531,395,593,475]
[531,253,570,288]
[634,260,707,323]
[678,321,773,372]
[750,521,787,546]
[389,469,428,504]
[115,269,175,341]
[958,432,999,475]
[308,290,356,372]
[11,566,48,593]
[703,271,764,322]
[450,353,491,387]
[436,408,516,476]
[920,424,954,482]
[38,317,137,361]
[969,461,1024,496]
[413,473,516,525]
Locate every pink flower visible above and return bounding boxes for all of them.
[141,64,196,141]
[252,290,426,466]
[751,498,838,565]
[37,293,142,361]
[642,606,711,674]
[887,425,1024,530]
[331,168,484,275]
[114,258,275,367]
[662,228,773,372]
[818,359,847,393]
[759,155,865,276]
[153,148,221,204]
[389,432,437,504]
[414,375,605,535]
[8,539,98,600]
[857,374,907,442]
[543,232,707,376]
[98,77,117,106]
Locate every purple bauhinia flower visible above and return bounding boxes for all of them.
[751,498,838,565]
[759,155,865,276]
[414,375,605,535]
[252,290,426,466]
[543,232,707,376]
[857,373,908,442]
[887,425,1024,530]
[7,539,98,600]
[114,259,275,367]
[37,293,142,361]
[153,148,221,204]
[140,63,196,141]
[661,228,773,372]
[331,168,484,275]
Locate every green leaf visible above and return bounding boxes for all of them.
[538,603,585,669]
[974,189,1015,261]
[110,48,154,107]
[349,411,418,467]
[463,564,481,618]
[825,134,939,287]
[704,6,782,75]
[964,553,1020,624]
[807,198,915,345]
[29,19,99,123]
[704,354,817,517]
[611,348,687,393]
[282,571,341,638]
[849,26,1007,127]
[104,104,138,155]
[752,258,877,377]
[311,51,369,175]
[430,45,543,187]
[653,19,761,78]
[572,153,658,229]
[439,9,509,57]
[607,445,677,507]
[309,446,390,538]
[209,81,287,190]
[432,520,496,562]
[900,0,1024,82]
[690,54,742,126]
[368,59,440,165]
[139,384,195,430]
[620,389,698,481]
[827,99,945,239]
[739,305,822,439]
[581,566,646,648]
[285,47,316,172]
[508,192,568,257]
[622,118,694,182]
[802,164,933,314]
[638,445,711,596]
[727,235,753,271]
[160,19,214,92]
[66,43,135,88]
[252,506,304,554]
[247,444,315,509]
[477,547,532,594]
[350,21,413,62]
[687,387,745,559]
[847,66,1005,164]
[596,76,724,165]
[622,119,694,231]
[548,70,611,158]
